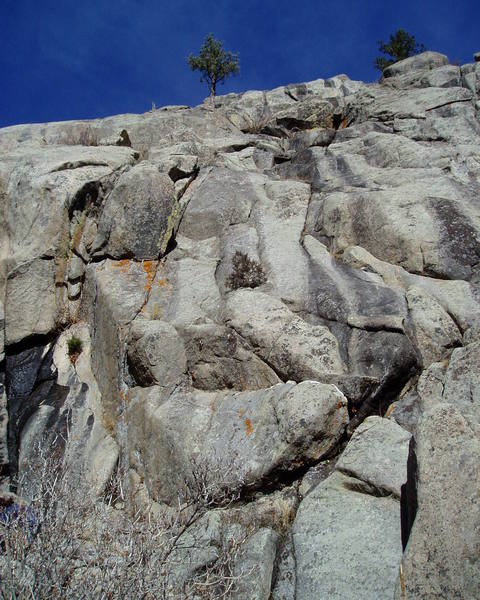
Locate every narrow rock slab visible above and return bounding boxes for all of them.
[396,404,480,599]
[293,471,403,600]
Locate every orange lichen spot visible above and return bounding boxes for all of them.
[244,418,253,436]
[153,262,172,292]
[119,389,131,404]
[113,259,131,274]
[142,260,156,293]
[337,400,344,410]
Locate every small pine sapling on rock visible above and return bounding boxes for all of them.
[67,335,83,364]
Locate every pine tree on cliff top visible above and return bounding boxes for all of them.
[188,34,240,98]
[374,29,426,72]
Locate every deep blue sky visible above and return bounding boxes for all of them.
[1,0,479,128]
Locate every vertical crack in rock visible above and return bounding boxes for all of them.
[400,435,418,551]
[4,335,67,485]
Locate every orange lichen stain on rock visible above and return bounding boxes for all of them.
[244,418,253,436]
[142,260,156,293]
[112,259,131,274]
[119,388,131,405]
[337,400,344,410]
[153,262,169,289]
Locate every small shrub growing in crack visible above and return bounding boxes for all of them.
[226,251,267,290]
[66,335,83,364]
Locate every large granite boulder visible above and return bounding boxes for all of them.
[93,163,178,259]
[2,145,137,344]
[383,51,450,78]
[128,380,348,504]
[126,318,187,388]
[336,415,411,497]
[226,289,345,382]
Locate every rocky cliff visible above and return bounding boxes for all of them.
[1,51,479,598]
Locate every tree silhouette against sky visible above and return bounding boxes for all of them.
[188,34,240,98]
[374,29,426,72]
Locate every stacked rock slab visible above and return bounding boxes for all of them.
[1,51,479,598]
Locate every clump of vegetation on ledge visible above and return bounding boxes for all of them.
[226,251,267,290]
[67,335,83,364]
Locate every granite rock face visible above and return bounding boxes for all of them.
[1,52,480,598]
[382,51,449,78]
[92,163,178,259]
[294,471,403,600]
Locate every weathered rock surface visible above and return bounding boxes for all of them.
[226,289,345,381]
[1,51,480,597]
[0,374,7,484]
[93,163,177,259]
[442,341,480,421]
[396,403,480,600]
[291,415,411,600]
[128,380,348,504]
[126,318,187,387]
[16,324,118,499]
[404,285,462,367]
[182,323,280,391]
[383,51,450,78]
[336,415,411,497]
[294,471,403,600]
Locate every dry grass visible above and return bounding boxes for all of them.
[59,126,99,146]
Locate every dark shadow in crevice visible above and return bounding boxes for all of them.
[4,334,70,489]
[5,333,57,361]
[168,166,199,183]
[164,233,178,255]
[346,363,420,436]
[332,112,346,130]
[67,181,100,220]
[400,436,418,550]
[273,155,291,165]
